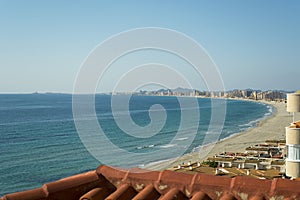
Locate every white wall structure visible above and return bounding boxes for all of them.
[286,92,300,178]
[287,93,300,112]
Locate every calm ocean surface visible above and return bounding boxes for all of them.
[0,94,273,195]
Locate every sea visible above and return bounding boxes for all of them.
[0,94,274,196]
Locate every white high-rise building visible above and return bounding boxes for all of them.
[286,92,300,178]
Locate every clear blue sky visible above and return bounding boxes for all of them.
[0,0,299,93]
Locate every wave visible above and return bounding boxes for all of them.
[240,119,260,128]
[140,157,176,168]
[175,137,188,141]
[136,144,155,150]
[159,144,177,149]
[0,118,74,126]
[0,105,55,111]
[238,105,274,129]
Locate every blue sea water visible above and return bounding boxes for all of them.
[0,94,273,196]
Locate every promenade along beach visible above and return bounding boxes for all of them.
[146,100,292,170]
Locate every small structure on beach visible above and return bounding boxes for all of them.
[285,91,300,178]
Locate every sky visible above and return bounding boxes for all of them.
[0,0,299,93]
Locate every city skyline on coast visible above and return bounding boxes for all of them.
[0,1,299,93]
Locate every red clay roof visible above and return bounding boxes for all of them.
[1,165,300,200]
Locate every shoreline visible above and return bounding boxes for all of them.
[145,100,291,171]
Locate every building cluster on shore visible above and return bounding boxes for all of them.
[173,139,287,179]
[130,88,288,102]
[211,140,286,173]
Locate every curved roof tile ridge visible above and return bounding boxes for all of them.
[132,185,160,200]
[79,187,113,200]
[1,165,300,200]
[190,191,211,200]
[105,183,137,200]
[159,188,189,200]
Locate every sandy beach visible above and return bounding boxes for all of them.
[145,100,292,170]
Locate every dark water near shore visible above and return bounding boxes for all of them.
[0,94,272,196]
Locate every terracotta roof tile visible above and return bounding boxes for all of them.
[132,185,160,200]
[189,191,211,200]
[231,176,271,196]
[159,188,188,200]
[105,184,137,200]
[79,187,114,200]
[249,195,265,200]
[219,192,237,200]
[272,179,300,198]
[0,188,47,200]
[1,165,300,200]
[45,171,113,200]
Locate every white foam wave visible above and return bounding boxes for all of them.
[243,119,260,127]
[136,144,155,150]
[159,144,177,148]
[175,137,188,141]
[141,157,177,168]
